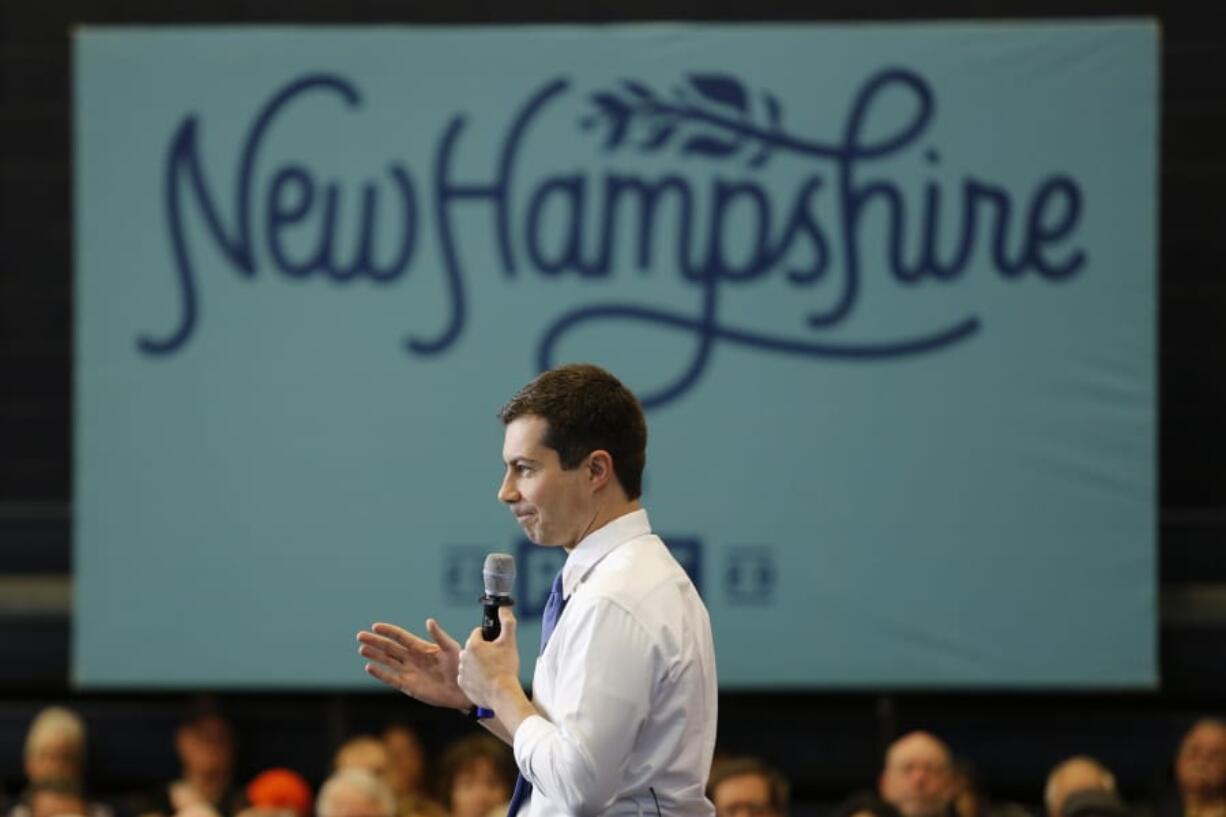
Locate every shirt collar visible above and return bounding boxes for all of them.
[561,508,651,598]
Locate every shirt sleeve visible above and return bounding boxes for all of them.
[513,597,660,817]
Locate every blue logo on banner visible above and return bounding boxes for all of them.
[724,546,776,604]
[514,540,567,618]
[144,69,1085,409]
[442,545,488,605]
[664,537,703,594]
[513,536,704,620]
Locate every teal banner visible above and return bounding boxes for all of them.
[74,22,1157,688]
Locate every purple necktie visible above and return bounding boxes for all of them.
[506,569,567,817]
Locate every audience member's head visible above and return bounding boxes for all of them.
[26,778,88,817]
[1060,790,1127,817]
[167,710,239,815]
[879,732,955,817]
[24,707,87,784]
[437,736,515,817]
[706,757,790,817]
[335,736,392,784]
[244,769,314,817]
[830,792,904,817]
[176,804,223,817]
[1044,756,1116,817]
[176,713,236,785]
[383,725,427,799]
[317,770,396,817]
[948,760,986,817]
[1176,719,1226,806]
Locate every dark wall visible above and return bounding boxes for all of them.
[2,0,1224,811]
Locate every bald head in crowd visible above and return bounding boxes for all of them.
[879,731,955,817]
[1044,756,1116,817]
[24,707,87,785]
[317,769,396,817]
[1176,719,1226,809]
[334,736,391,784]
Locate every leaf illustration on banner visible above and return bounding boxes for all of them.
[688,73,749,114]
[592,92,632,149]
[642,123,678,150]
[764,92,782,128]
[622,78,654,99]
[749,92,785,167]
[582,73,789,168]
[682,134,741,157]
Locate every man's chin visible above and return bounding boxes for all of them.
[519,521,548,546]
[522,528,569,548]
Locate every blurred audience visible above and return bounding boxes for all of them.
[141,711,242,817]
[1162,719,1226,817]
[317,770,395,817]
[949,758,1032,817]
[879,732,956,817]
[335,737,391,785]
[12,703,1226,817]
[382,726,425,801]
[238,769,313,817]
[25,780,88,817]
[381,725,445,817]
[23,709,87,785]
[436,736,514,817]
[9,708,110,817]
[950,761,986,817]
[174,807,222,817]
[1061,790,1127,817]
[830,793,905,817]
[707,757,790,817]
[1044,757,1116,817]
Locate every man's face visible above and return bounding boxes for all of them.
[499,416,595,550]
[712,773,778,817]
[1177,722,1226,799]
[879,735,953,817]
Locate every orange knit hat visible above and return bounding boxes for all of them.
[246,768,314,817]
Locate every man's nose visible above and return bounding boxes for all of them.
[498,472,518,503]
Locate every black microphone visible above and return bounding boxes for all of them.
[474,553,515,719]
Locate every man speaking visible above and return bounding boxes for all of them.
[356,363,718,817]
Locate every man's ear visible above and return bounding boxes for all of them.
[588,450,614,490]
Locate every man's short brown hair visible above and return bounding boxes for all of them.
[498,364,647,499]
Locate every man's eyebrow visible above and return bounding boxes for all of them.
[506,456,540,467]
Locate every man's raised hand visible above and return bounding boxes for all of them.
[356,619,471,711]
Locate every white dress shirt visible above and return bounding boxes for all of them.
[513,509,718,817]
